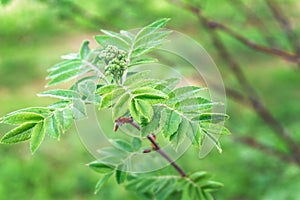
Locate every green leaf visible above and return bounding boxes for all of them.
[72,99,87,119]
[38,89,80,100]
[120,30,135,40]
[125,174,177,200]
[170,118,189,150]
[133,87,168,100]
[201,181,224,192]
[80,40,91,59]
[96,84,119,95]
[175,97,214,112]
[47,68,88,86]
[131,41,165,58]
[201,130,222,153]
[160,109,182,138]
[200,123,231,135]
[190,171,212,184]
[54,108,73,132]
[0,123,36,144]
[94,35,111,46]
[78,80,97,101]
[109,139,134,152]
[30,122,45,154]
[129,58,158,67]
[181,184,190,200]
[135,18,170,43]
[130,98,153,124]
[2,107,50,118]
[47,60,82,79]
[44,115,60,139]
[48,59,79,72]
[113,93,130,120]
[88,161,114,174]
[134,30,171,49]
[146,18,170,29]
[192,113,229,123]
[99,88,125,109]
[131,137,142,150]
[136,99,153,123]
[141,107,161,137]
[123,70,151,87]
[169,86,206,103]
[115,165,127,184]
[155,78,180,93]
[94,173,113,194]
[202,191,215,200]
[48,101,70,109]
[1,112,44,125]
[101,29,130,46]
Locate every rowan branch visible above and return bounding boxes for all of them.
[235,136,296,165]
[114,117,187,177]
[265,0,300,68]
[168,0,300,165]
[230,0,277,46]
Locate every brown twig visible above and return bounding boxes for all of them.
[265,0,300,69]
[114,117,187,177]
[168,0,300,165]
[170,0,299,64]
[235,136,296,164]
[146,134,187,177]
[230,0,277,46]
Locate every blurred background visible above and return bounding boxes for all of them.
[0,0,300,199]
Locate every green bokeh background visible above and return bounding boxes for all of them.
[1,0,300,199]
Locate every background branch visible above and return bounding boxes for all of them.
[265,0,300,69]
[235,136,296,165]
[168,0,300,165]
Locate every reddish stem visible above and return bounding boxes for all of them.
[114,117,187,177]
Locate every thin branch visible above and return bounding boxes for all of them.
[114,117,187,177]
[230,0,276,46]
[265,0,300,68]
[205,19,298,63]
[235,136,296,165]
[169,0,299,64]
[146,134,187,177]
[168,0,300,165]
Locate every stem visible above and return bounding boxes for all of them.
[265,0,300,69]
[115,117,187,177]
[146,134,187,177]
[168,0,300,165]
[83,60,109,84]
[168,0,300,64]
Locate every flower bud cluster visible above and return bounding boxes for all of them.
[99,45,128,81]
